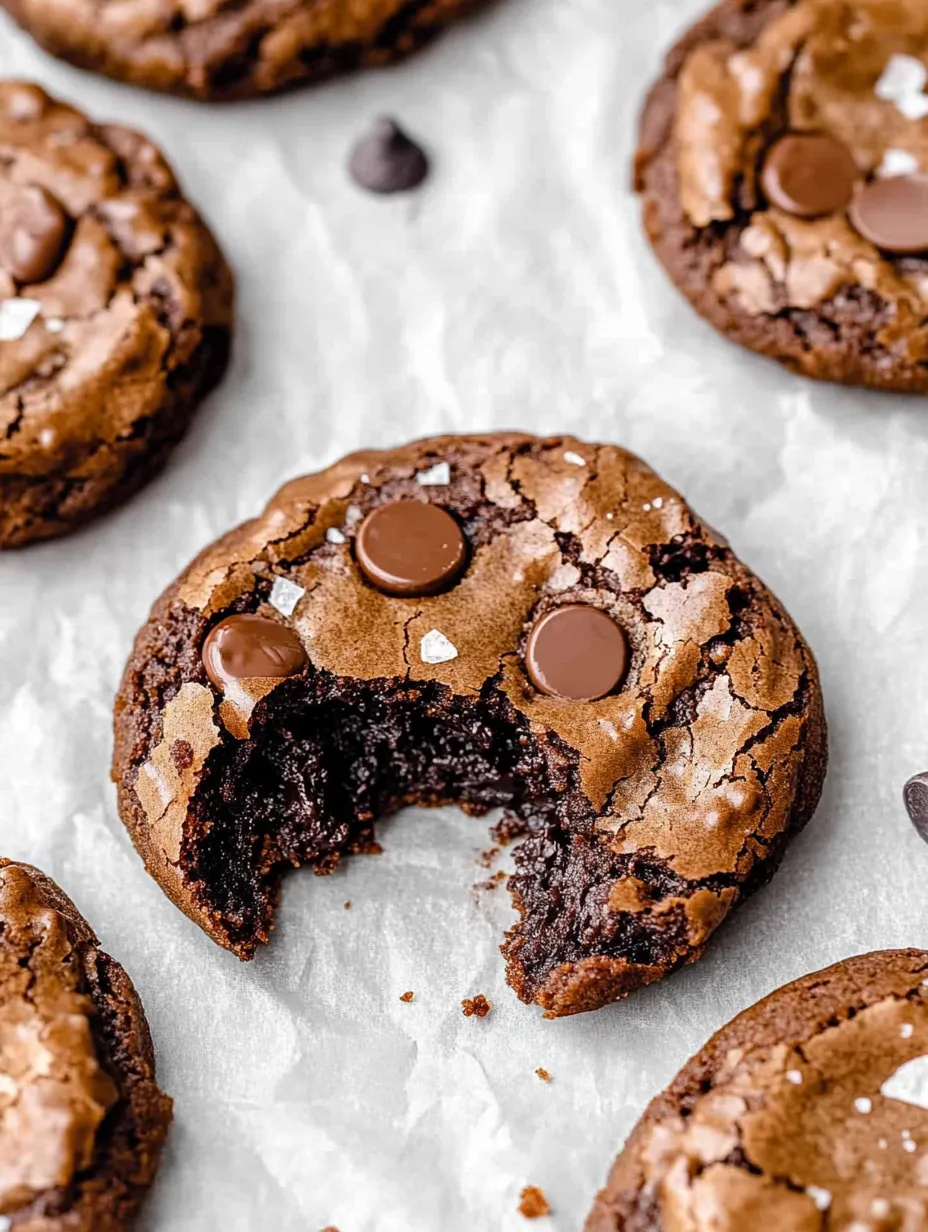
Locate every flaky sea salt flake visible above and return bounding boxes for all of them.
[876,54,928,103]
[0,298,41,341]
[326,527,346,545]
[420,629,457,664]
[882,1055,928,1110]
[44,316,65,334]
[564,451,586,467]
[855,1097,872,1114]
[879,148,920,178]
[786,1069,803,1085]
[806,1186,831,1212]
[417,461,450,486]
[269,577,305,617]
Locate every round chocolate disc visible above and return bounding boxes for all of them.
[761,132,858,219]
[849,175,928,255]
[526,605,629,701]
[355,500,467,596]
[202,614,307,689]
[0,186,69,284]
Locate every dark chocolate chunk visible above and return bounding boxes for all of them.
[348,118,429,194]
[526,605,629,701]
[355,500,466,596]
[0,184,69,283]
[202,614,307,689]
[761,133,858,219]
[849,175,928,254]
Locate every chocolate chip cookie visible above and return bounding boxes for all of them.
[112,433,826,1018]
[0,82,232,548]
[586,949,928,1230]
[636,0,928,392]
[0,859,172,1230]
[0,0,489,102]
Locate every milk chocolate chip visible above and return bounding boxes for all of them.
[850,175,928,254]
[355,500,467,596]
[0,185,69,283]
[761,133,858,219]
[904,772,928,845]
[526,605,629,701]
[349,118,429,194]
[202,614,307,689]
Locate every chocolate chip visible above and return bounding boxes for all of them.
[355,500,466,596]
[761,133,858,219]
[202,614,307,689]
[0,186,69,284]
[526,605,629,702]
[348,118,429,194]
[849,175,928,254]
[903,772,928,844]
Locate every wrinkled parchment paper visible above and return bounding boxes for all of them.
[2,3,928,1227]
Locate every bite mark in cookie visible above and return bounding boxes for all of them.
[636,0,928,391]
[586,950,928,1231]
[0,82,232,548]
[0,860,172,1231]
[112,434,827,1018]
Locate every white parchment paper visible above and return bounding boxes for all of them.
[2,2,928,1227]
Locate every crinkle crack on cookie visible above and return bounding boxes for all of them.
[0,0,492,102]
[586,950,928,1231]
[0,859,172,1231]
[636,0,928,392]
[0,82,233,548]
[112,434,827,1018]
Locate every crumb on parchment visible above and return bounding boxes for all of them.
[343,901,351,909]
[536,1068,551,1082]
[519,1186,551,1218]
[462,994,491,1018]
[400,991,414,1003]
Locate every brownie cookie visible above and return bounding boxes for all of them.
[0,0,489,102]
[0,859,172,1230]
[112,433,826,1017]
[587,950,928,1231]
[0,82,232,548]
[636,0,928,392]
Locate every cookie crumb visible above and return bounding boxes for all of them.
[400,991,414,1003]
[518,1186,551,1218]
[343,901,351,909]
[462,994,491,1018]
[536,1067,551,1082]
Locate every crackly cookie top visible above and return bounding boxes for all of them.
[588,951,928,1232]
[672,0,928,343]
[0,861,117,1217]
[128,434,816,917]
[0,80,229,484]
[0,0,483,100]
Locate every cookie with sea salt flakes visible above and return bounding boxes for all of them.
[112,433,826,1018]
[0,0,490,102]
[587,950,928,1231]
[636,0,928,391]
[0,82,232,548]
[0,859,172,1230]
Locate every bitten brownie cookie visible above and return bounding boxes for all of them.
[587,950,928,1231]
[0,859,172,1230]
[636,0,928,392]
[0,82,232,548]
[0,0,488,102]
[112,433,826,1017]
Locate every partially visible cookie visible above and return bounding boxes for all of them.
[0,0,490,102]
[0,82,232,548]
[636,0,928,392]
[0,859,172,1230]
[587,950,928,1230]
